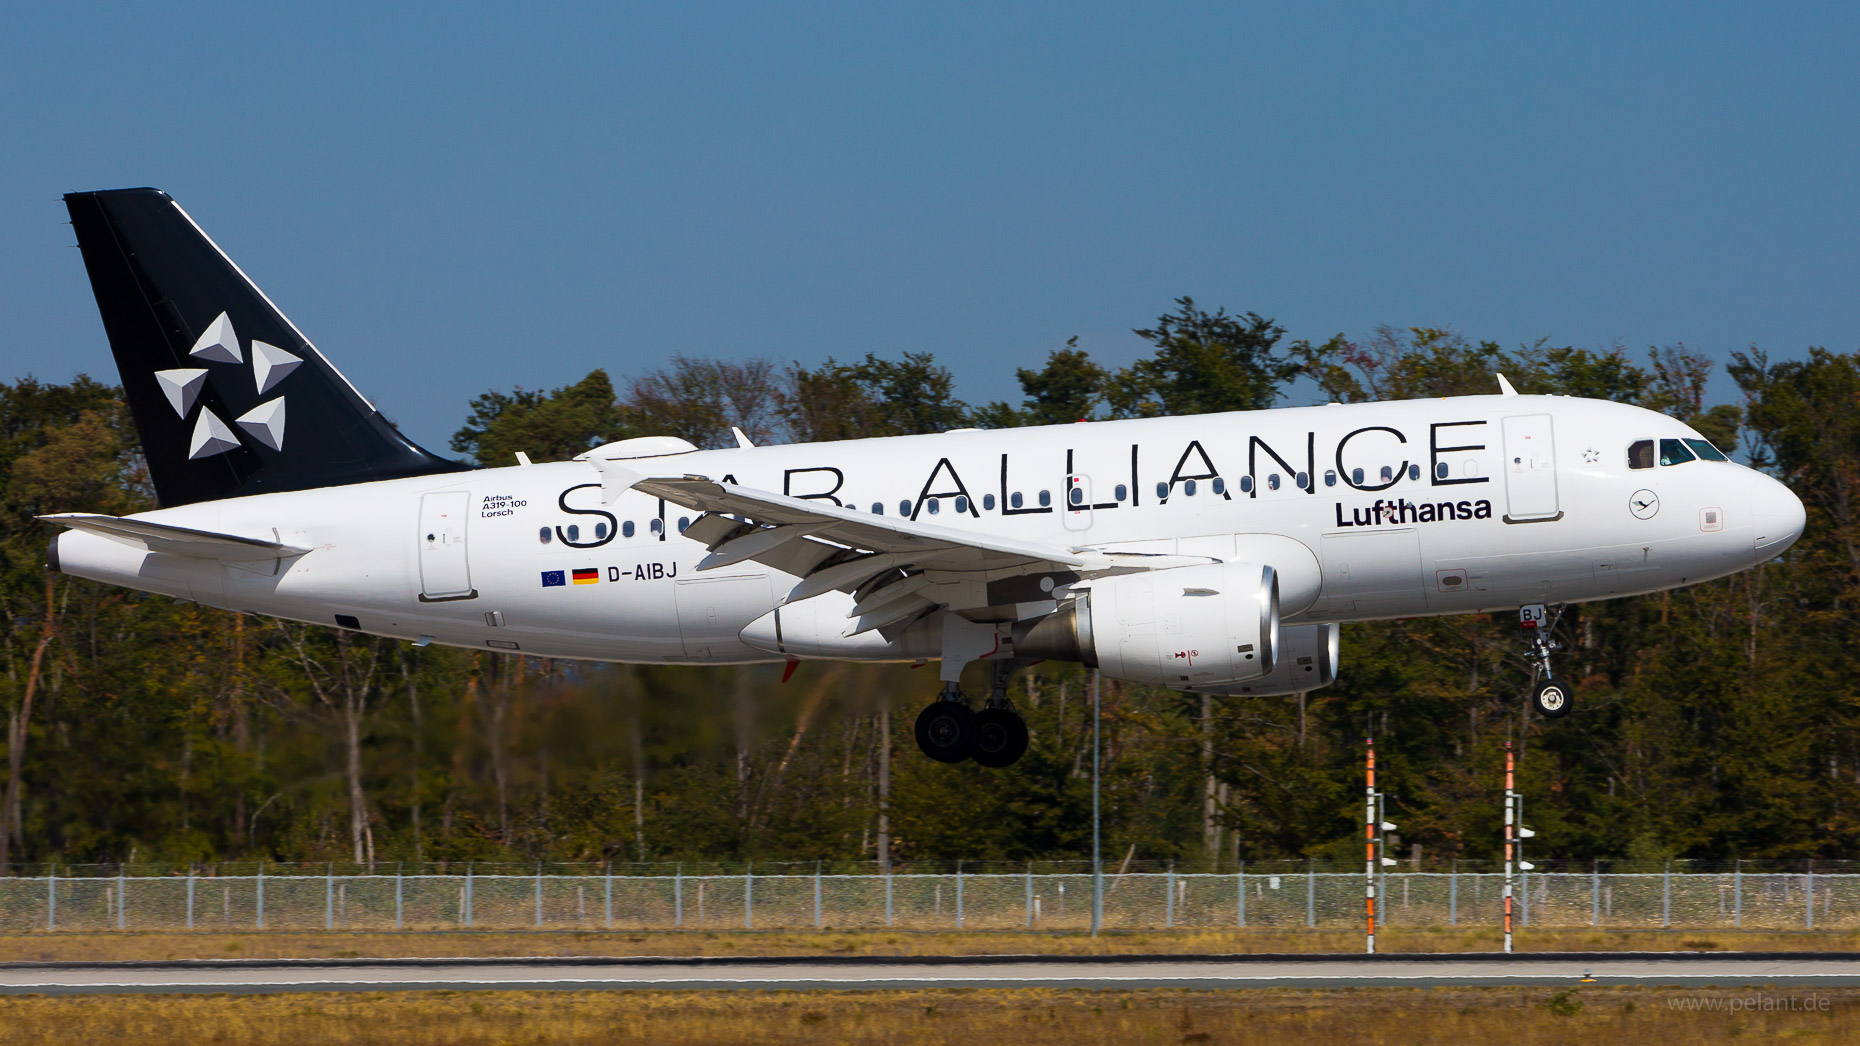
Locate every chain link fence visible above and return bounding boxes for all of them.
[1,862,1855,933]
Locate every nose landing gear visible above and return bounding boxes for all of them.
[1520,603,1573,719]
[913,661,1030,766]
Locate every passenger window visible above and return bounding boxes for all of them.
[650,519,663,534]
[1325,470,1337,487]
[1659,438,1696,466]
[1628,440,1656,470]
[538,527,552,545]
[595,522,609,539]
[1268,474,1281,490]
[1038,490,1052,507]
[622,521,635,538]
[1239,476,1254,494]
[1379,466,1393,483]
[1351,468,1364,485]
[1685,438,1728,462]
[955,495,969,513]
[1113,484,1127,501]
[927,499,940,515]
[566,524,580,542]
[1184,480,1197,497]
[1068,487,1083,506]
[872,502,883,515]
[1408,464,1420,481]
[1012,492,1025,509]
[983,494,996,510]
[1155,482,1168,500]
[1296,472,1309,490]
[900,500,912,516]
[678,517,690,532]
[1212,477,1226,495]
[1435,462,1449,480]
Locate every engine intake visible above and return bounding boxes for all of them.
[1013,562,1279,689]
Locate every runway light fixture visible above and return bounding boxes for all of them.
[1380,857,1398,867]
[1519,861,1536,871]
[1380,821,1398,832]
[1519,827,1536,839]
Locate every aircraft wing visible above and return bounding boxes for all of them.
[40,513,311,563]
[621,471,1206,631]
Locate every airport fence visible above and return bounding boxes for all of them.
[0,861,1857,933]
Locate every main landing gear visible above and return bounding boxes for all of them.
[1519,603,1573,719]
[914,660,1029,767]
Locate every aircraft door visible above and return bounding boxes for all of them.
[1501,414,1560,521]
[1063,474,1093,532]
[418,491,475,600]
[676,573,774,659]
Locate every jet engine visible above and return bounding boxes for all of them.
[1012,561,1278,689]
[1192,623,1338,696]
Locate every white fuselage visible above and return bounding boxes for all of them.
[54,394,1804,665]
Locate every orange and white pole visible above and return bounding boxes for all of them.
[1366,737,1377,954]
[1503,741,1515,954]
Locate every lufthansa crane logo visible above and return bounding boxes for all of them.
[1630,489,1660,520]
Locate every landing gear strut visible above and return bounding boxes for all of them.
[972,660,1030,768]
[913,662,1030,767]
[1520,603,1573,719]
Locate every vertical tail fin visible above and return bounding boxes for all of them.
[64,188,468,507]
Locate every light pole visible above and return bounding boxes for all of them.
[1091,668,1102,935]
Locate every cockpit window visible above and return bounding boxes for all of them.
[1684,438,1729,462]
[1659,438,1696,466]
[1628,440,1655,470]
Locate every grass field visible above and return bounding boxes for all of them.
[0,926,1856,962]
[0,986,1852,1045]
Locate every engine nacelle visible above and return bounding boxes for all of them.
[1191,623,1338,696]
[1013,562,1279,688]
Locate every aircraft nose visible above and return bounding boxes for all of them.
[1753,477,1806,557]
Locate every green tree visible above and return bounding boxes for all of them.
[450,369,632,465]
[1108,297,1296,417]
[976,338,1108,428]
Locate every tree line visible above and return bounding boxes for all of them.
[0,298,1851,871]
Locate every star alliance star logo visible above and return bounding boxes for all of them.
[153,311,300,460]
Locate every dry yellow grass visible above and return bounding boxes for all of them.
[0,926,1854,962]
[0,986,1852,1045]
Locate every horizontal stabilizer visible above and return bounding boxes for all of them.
[40,513,309,563]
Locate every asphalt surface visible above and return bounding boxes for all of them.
[2,951,1859,994]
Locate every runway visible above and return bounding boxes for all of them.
[2,952,1859,995]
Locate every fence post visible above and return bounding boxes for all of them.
[605,863,613,930]
[1591,861,1600,927]
[1449,861,1458,927]
[535,862,543,929]
[47,864,55,932]
[396,863,404,930]
[1733,860,1742,929]
[1806,861,1815,930]
[1025,862,1034,929]
[1166,861,1175,929]
[257,864,265,929]
[1306,858,1316,928]
[466,862,474,928]
[674,864,683,928]
[1236,862,1245,928]
[1662,860,1671,929]
[325,864,334,930]
[1521,866,1530,927]
[956,861,965,929]
[186,867,194,931]
[117,869,126,931]
[814,861,822,930]
[885,863,893,927]
[744,862,753,930]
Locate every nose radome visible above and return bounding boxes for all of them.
[1753,479,1807,556]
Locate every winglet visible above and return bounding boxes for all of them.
[732,426,756,449]
[1496,373,1519,396]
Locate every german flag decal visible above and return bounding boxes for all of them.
[572,568,600,585]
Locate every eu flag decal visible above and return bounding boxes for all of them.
[541,570,566,588]
[572,568,600,585]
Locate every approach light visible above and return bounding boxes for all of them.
[1380,821,1398,832]
[1380,857,1398,867]
[1519,861,1536,870]
[1519,827,1537,839]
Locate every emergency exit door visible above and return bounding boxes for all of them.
[1501,414,1561,522]
[418,492,475,600]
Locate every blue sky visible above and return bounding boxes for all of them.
[2,3,1855,452]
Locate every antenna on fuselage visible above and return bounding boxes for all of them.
[1495,373,1519,396]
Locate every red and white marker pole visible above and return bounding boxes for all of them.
[1503,741,1515,954]
[1366,737,1377,954]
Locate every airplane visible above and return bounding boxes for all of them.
[43,188,1806,768]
